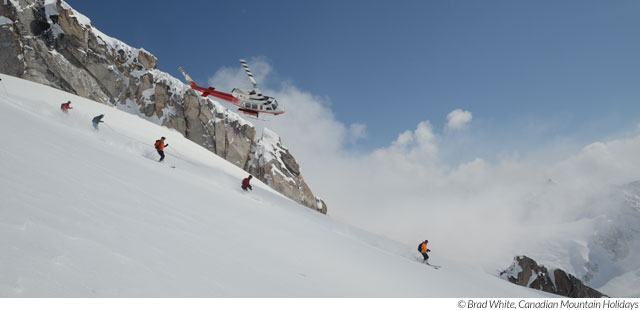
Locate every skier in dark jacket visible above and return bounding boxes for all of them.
[241,175,253,191]
[154,137,168,162]
[92,114,104,130]
[418,240,431,262]
[61,101,72,113]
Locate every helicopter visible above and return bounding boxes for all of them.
[178,59,284,118]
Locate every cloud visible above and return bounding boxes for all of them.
[373,120,439,165]
[348,123,367,143]
[208,57,272,93]
[445,109,472,131]
[208,58,640,272]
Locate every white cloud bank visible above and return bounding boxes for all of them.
[208,59,640,279]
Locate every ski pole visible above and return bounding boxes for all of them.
[0,78,8,97]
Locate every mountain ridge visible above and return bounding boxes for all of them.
[0,0,326,214]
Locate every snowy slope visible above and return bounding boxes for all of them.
[0,74,549,297]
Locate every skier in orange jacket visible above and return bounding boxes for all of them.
[154,137,168,162]
[418,240,431,262]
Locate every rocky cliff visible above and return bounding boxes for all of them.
[248,128,327,214]
[0,0,326,213]
[500,255,607,298]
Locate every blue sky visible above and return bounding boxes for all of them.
[67,0,640,161]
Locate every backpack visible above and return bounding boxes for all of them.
[154,140,162,149]
[418,243,422,252]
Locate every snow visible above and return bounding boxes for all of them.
[500,258,523,281]
[42,0,65,39]
[260,127,282,163]
[7,0,22,12]
[316,197,325,211]
[599,268,640,298]
[43,0,58,18]
[527,270,538,287]
[0,73,550,297]
[0,16,13,25]
[548,268,557,289]
[255,128,297,184]
[61,1,92,29]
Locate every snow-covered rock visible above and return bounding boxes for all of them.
[0,0,326,213]
[247,128,327,213]
[500,256,606,297]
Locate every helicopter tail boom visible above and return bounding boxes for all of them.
[178,67,237,103]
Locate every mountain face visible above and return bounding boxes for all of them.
[501,256,606,298]
[0,0,326,213]
[510,180,640,297]
[585,182,640,295]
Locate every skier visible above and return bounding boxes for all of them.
[60,101,72,113]
[418,240,431,263]
[241,175,253,191]
[92,114,104,130]
[154,137,168,162]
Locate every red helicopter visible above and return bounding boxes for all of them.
[178,59,284,118]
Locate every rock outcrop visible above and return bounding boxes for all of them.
[500,255,607,298]
[247,129,327,214]
[0,0,326,213]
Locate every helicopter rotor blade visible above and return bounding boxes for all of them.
[239,59,259,89]
[177,67,194,84]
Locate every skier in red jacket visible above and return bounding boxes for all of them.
[241,175,253,191]
[60,101,72,113]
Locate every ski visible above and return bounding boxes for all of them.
[161,162,176,168]
[425,262,441,269]
[144,155,175,168]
